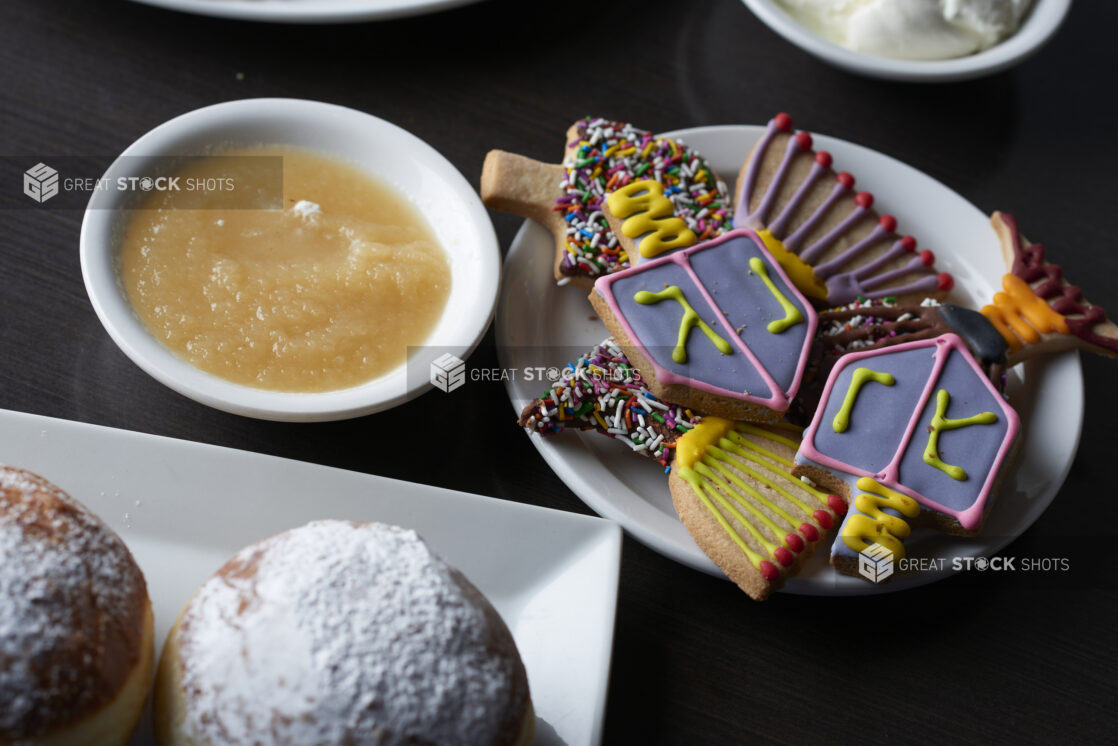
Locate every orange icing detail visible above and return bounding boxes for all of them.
[980,273,1069,351]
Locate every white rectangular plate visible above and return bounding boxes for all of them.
[0,409,621,746]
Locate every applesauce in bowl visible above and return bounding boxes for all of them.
[81,99,500,421]
[119,148,451,393]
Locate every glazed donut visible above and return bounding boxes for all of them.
[155,520,534,746]
[0,466,154,746]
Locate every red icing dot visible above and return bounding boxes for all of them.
[774,112,794,132]
[836,172,855,189]
[901,235,917,252]
[795,131,813,150]
[813,509,834,530]
[920,249,936,267]
[815,150,832,168]
[798,523,819,542]
[760,560,780,581]
[774,547,794,567]
[879,214,897,233]
[937,272,954,291]
[855,191,874,210]
[827,494,847,516]
[785,533,805,553]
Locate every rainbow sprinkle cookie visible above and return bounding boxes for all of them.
[518,338,701,468]
[481,117,732,289]
[554,118,731,281]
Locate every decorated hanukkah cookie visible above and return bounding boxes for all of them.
[518,338,702,467]
[668,418,847,600]
[789,297,947,424]
[733,113,954,307]
[983,211,1118,364]
[590,228,818,423]
[792,334,1020,577]
[481,117,732,288]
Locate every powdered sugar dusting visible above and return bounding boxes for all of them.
[177,520,528,745]
[0,466,146,739]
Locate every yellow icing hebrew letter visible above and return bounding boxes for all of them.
[634,286,733,363]
[832,367,895,433]
[841,478,920,559]
[748,256,803,334]
[922,389,998,481]
[607,180,697,259]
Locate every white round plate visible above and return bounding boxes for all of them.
[127,0,485,23]
[497,124,1083,595]
[740,0,1072,82]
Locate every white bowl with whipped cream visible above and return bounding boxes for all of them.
[741,0,1071,82]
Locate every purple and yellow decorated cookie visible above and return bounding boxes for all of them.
[590,228,818,423]
[793,333,1020,577]
[734,113,954,307]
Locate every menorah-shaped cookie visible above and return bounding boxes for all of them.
[481,117,733,288]
[734,113,954,307]
[982,211,1118,362]
[667,418,847,600]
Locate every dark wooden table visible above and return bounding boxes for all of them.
[3,1,1116,743]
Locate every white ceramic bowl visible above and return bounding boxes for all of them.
[740,0,1071,82]
[81,98,499,422]
[127,0,486,24]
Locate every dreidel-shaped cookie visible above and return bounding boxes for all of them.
[795,211,1118,578]
[590,228,819,423]
[793,333,1020,578]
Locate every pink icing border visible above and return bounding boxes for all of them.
[593,228,818,412]
[798,334,1020,531]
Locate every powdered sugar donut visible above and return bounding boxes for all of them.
[154,520,533,746]
[0,465,154,746]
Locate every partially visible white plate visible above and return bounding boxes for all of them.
[497,124,1083,596]
[740,0,1072,82]
[0,408,620,745]
[127,0,486,23]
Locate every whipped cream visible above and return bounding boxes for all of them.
[776,0,1033,60]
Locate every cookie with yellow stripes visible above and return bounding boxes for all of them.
[668,418,847,600]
